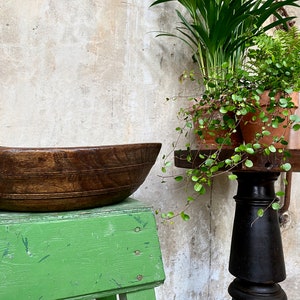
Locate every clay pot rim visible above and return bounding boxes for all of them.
[258,90,299,108]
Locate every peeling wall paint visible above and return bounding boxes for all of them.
[0,1,299,299]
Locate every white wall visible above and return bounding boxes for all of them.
[0,1,299,299]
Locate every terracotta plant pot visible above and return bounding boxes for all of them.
[288,100,300,149]
[0,143,161,212]
[239,91,299,147]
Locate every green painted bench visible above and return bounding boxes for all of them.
[0,198,165,300]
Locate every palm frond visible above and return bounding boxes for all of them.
[150,0,300,81]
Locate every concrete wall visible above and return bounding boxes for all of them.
[0,1,299,299]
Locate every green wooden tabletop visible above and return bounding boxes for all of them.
[0,198,165,299]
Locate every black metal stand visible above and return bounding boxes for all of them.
[228,172,287,300]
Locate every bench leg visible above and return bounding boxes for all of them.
[119,288,156,300]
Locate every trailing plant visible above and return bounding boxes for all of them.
[159,28,300,221]
[161,74,299,221]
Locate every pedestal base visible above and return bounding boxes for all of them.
[228,172,286,299]
[173,149,300,299]
[229,279,287,300]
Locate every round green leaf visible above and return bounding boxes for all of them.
[228,174,237,180]
[165,161,172,167]
[187,196,194,202]
[262,130,271,136]
[245,159,254,168]
[225,159,232,165]
[174,176,183,182]
[257,208,264,218]
[191,175,199,182]
[180,212,190,221]
[281,163,291,171]
[293,124,300,131]
[246,147,255,154]
[272,202,281,210]
[186,122,193,128]
[268,145,276,153]
[194,182,203,192]
[219,107,228,114]
[232,154,242,163]
[210,166,219,173]
[205,158,214,166]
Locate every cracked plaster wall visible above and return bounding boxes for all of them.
[0,1,299,299]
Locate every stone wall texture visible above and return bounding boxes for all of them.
[0,1,299,299]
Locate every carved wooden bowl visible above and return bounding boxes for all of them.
[0,143,161,212]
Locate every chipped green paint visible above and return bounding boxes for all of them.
[0,198,165,300]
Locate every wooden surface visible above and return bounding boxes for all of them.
[119,289,156,300]
[0,143,161,211]
[0,198,165,299]
[174,149,300,172]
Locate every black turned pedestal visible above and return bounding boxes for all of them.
[228,172,286,300]
[174,149,300,300]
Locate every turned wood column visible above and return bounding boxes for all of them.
[174,149,300,299]
[228,172,286,300]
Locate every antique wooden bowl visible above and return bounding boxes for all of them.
[0,143,161,212]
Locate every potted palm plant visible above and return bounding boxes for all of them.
[150,0,298,82]
[151,0,299,148]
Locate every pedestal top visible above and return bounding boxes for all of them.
[174,149,300,172]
